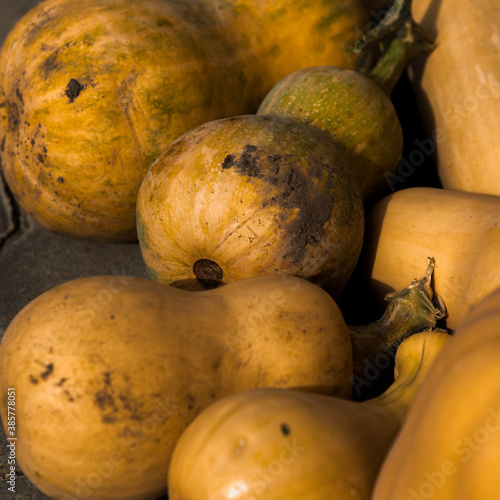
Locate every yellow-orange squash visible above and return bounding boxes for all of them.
[373,286,500,500]
[257,65,403,203]
[0,0,368,241]
[362,187,500,329]
[0,274,353,500]
[137,114,364,296]
[168,331,451,500]
[410,0,500,195]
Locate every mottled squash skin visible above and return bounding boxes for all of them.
[0,0,246,241]
[258,66,403,202]
[137,115,364,297]
[0,0,368,241]
[212,0,370,109]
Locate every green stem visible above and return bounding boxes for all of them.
[348,258,446,381]
[368,20,434,95]
[354,0,435,95]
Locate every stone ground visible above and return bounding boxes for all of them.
[0,0,440,498]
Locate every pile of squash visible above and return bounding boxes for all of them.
[1,0,500,499]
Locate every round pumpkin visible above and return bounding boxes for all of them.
[257,66,403,203]
[136,114,364,296]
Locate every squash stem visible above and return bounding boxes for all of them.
[348,258,446,382]
[354,0,435,95]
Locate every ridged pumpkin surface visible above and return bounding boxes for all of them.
[0,0,246,241]
[137,114,364,296]
[0,0,368,241]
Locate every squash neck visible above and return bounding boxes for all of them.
[366,330,451,420]
[349,258,446,382]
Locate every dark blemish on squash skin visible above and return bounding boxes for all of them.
[65,78,84,103]
[15,88,24,106]
[29,375,38,384]
[224,144,334,263]
[281,423,291,436]
[40,52,60,80]
[64,389,75,402]
[56,377,67,386]
[6,101,20,134]
[222,154,236,170]
[40,363,54,380]
[95,372,116,419]
[222,144,261,178]
[95,389,115,411]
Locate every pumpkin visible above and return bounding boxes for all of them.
[136,0,429,294]
[409,0,500,196]
[361,187,500,329]
[209,0,371,109]
[256,0,436,203]
[257,65,403,203]
[0,0,368,242]
[372,286,500,500]
[137,114,365,297]
[0,274,353,499]
[168,331,451,500]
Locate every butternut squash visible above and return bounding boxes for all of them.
[362,187,500,329]
[168,331,451,500]
[0,0,368,241]
[373,286,500,500]
[0,274,353,499]
[409,0,500,195]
